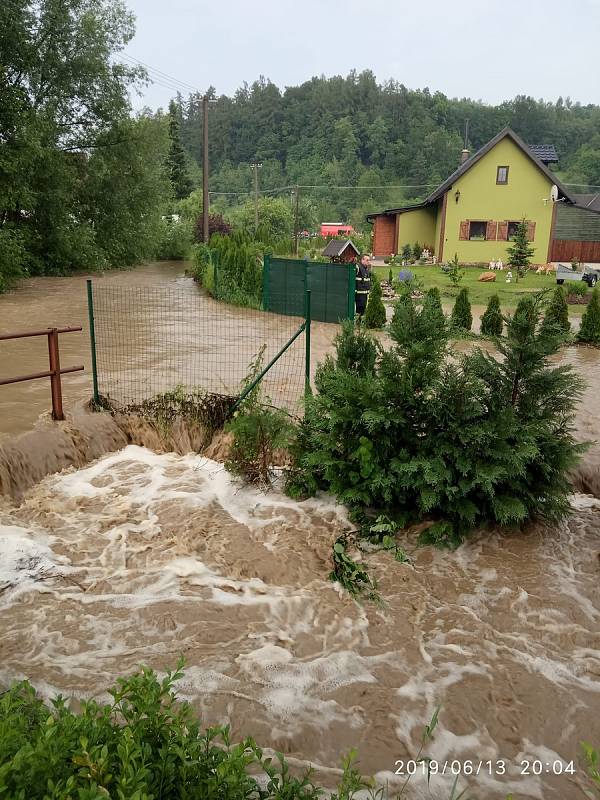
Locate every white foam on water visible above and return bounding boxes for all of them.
[1,445,599,800]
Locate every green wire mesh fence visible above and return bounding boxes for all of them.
[88,282,308,417]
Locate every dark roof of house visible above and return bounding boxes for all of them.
[528,144,559,164]
[573,193,600,213]
[322,239,360,257]
[366,127,575,222]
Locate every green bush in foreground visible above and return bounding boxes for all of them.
[287,296,585,546]
[0,664,324,799]
[577,287,600,344]
[480,294,503,337]
[450,287,472,332]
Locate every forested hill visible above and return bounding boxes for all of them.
[176,72,600,224]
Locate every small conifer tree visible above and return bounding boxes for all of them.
[507,219,535,281]
[412,241,423,261]
[540,286,570,337]
[446,253,464,288]
[401,243,412,262]
[577,286,600,344]
[451,287,472,332]
[480,294,503,336]
[364,273,387,329]
[422,286,446,336]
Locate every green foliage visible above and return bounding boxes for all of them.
[540,286,570,337]
[167,100,193,200]
[157,219,193,260]
[568,281,589,298]
[388,268,393,284]
[0,228,28,292]
[401,243,413,262]
[236,197,294,240]
[412,242,423,260]
[329,534,379,601]
[450,287,472,332]
[582,742,600,796]
[446,253,465,288]
[225,347,296,486]
[192,231,263,308]
[577,287,600,344]
[288,293,585,547]
[422,287,446,336]
[480,294,503,337]
[364,273,387,329]
[0,663,327,799]
[506,219,535,278]
[0,0,171,283]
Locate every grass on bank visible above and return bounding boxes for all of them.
[372,264,586,311]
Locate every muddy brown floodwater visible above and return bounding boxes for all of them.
[0,264,599,800]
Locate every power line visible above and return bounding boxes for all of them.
[120,52,200,94]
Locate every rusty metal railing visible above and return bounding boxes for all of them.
[0,326,84,420]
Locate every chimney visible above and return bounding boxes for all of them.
[460,119,470,164]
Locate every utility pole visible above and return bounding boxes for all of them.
[293,185,300,256]
[202,94,209,243]
[250,162,262,232]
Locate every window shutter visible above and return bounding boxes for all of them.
[527,221,536,241]
[497,221,508,241]
[459,220,469,240]
[486,221,497,241]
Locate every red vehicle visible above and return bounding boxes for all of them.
[320,222,355,238]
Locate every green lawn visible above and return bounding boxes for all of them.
[373,264,585,313]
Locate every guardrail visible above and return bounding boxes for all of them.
[0,326,84,420]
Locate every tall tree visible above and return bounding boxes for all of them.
[167,99,193,200]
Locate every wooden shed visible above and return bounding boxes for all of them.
[322,239,360,263]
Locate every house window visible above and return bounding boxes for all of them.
[469,221,487,241]
[507,221,520,240]
[496,166,509,184]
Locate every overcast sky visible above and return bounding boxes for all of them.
[124,0,600,110]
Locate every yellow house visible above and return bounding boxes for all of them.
[367,127,600,265]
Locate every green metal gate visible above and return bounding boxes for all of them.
[263,256,355,323]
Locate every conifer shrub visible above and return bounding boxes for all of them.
[412,241,423,260]
[401,243,413,262]
[577,286,600,344]
[507,218,535,279]
[450,287,472,332]
[480,294,503,337]
[364,273,387,329]
[540,285,570,337]
[287,294,585,547]
[421,287,446,336]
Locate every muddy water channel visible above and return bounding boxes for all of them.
[0,265,599,800]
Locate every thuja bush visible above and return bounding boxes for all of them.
[364,273,387,329]
[480,293,503,337]
[450,287,472,332]
[287,296,585,546]
[577,287,600,344]
[192,230,263,308]
[541,285,570,337]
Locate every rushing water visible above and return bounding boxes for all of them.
[0,265,599,799]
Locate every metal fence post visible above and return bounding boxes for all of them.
[86,279,100,404]
[263,254,270,311]
[347,263,356,320]
[304,288,311,395]
[47,328,64,420]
